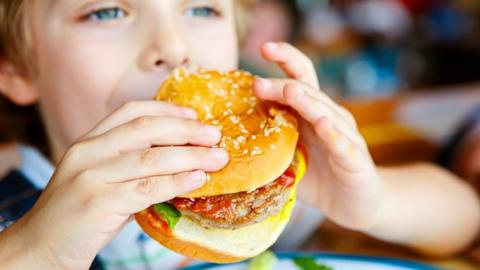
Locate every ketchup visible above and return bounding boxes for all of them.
[147,208,172,235]
[169,168,297,223]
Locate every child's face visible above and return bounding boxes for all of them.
[29,0,238,158]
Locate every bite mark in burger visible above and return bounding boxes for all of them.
[135,69,307,263]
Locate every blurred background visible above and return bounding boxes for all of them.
[240,0,480,171]
[241,0,480,97]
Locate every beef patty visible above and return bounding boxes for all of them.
[170,170,295,230]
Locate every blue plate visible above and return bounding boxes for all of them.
[181,252,441,270]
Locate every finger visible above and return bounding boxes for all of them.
[85,146,228,184]
[88,116,222,156]
[282,82,360,135]
[253,77,334,107]
[261,42,319,89]
[85,101,197,138]
[112,171,207,214]
[60,117,222,179]
[314,117,370,175]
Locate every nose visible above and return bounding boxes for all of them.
[140,21,190,72]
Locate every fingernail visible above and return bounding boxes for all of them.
[294,84,306,96]
[191,170,206,181]
[265,42,279,51]
[212,148,228,160]
[257,78,272,89]
[206,125,220,139]
[183,109,198,119]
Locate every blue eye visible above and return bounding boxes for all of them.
[185,7,218,18]
[87,7,126,21]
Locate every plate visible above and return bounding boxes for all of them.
[181,252,440,270]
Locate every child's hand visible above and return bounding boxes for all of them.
[253,42,383,231]
[7,101,228,269]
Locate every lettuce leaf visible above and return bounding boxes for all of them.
[153,203,181,229]
[294,257,333,270]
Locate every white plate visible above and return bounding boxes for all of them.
[181,252,440,270]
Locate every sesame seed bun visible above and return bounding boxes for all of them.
[155,69,299,198]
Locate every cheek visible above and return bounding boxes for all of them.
[34,33,132,146]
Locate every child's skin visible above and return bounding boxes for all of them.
[0,1,478,269]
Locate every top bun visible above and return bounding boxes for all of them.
[156,69,299,198]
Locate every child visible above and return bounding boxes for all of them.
[0,1,478,269]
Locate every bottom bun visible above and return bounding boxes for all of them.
[135,149,307,263]
[136,191,295,263]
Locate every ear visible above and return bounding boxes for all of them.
[0,60,38,106]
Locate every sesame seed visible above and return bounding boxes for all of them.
[226,101,232,107]
[247,108,255,114]
[232,84,239,89]
[229,115,240,124]
[251,147,262,156]
[270,144,277,150]
[251,135,257,140]
[242,149,249,155]
[207,83,213,89]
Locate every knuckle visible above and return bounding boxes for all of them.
[121,100,141,112]
[138,148,160,167]
[135,177,161,196]
[130,116,152,129]
[64,140,89,163]
[76,168,97,183]
[80,191,98,210]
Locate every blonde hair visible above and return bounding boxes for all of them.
[0,0,32,75]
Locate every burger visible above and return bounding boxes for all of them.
[135,69,307,263]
